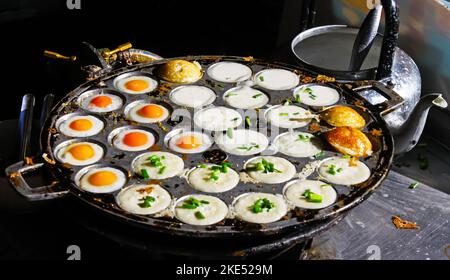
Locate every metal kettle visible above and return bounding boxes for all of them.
[291,0,447,155]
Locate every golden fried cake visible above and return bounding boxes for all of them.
[325,126,373,158]
[155,59,202,83]
[321,106,366,129]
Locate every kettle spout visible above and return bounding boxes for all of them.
[392,93,448,155]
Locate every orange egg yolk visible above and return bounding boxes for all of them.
[69,119,93,131]
[176,135,202,150]
[68,144,94,160]
[138,104,164,118]
[91,95,113,108]
[88,171,117,186]
[125,79,149,91]
[123,132,148,147]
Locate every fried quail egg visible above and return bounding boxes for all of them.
[174,195,228,226]
[233,193,288,224]
[223,86,269,109]
[321,106,366,129]
[117,184,172,215]
[169,85,216,108]
[127,103,170,123]
[265,105,312,129]
[215,129,268,156]
[187,164,240,193]
[317,156,371,185]
[55,141,104,166]
[57,114,104,137]
[81,93,123,113]
[155,59,202,83]
[168,131,212,154]
[244,156,296,184]
[112,128,156,152]
[293,85,340,107]
[254,69,299,90]
[283,179,337,209]
[207,61,252,83]
[273,131,323,158]
[132,151,184,180]
[114,75,158,94]
[325,126,373,157]
[77,166,127,193]
[194,106,242,131]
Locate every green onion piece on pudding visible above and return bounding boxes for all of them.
[141,169,150,179]
[138,196,155,208]
[195,211,206,220]
[302,189,323,203]
[250,198,275,213]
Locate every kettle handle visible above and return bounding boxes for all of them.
[376,0,400,80]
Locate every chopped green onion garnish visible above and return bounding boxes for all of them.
[141,169,149,179]
[302,189,323,203]
[296,134,310,142]
[181,197,209,209]
[217,84,224,89]
[138,196,156,208]
[294,94,301,103]
[252,93,263,98]
[279,113,289,116]
[320,184,332,188]
[409,182,420,189]
[231,117,239,121]
[326,164,337,175]
[158,166,166,174]
[259,76,264,81]
[283,99,292,105]
[198,164,207,168]
[227,128,233,139]
[314,151,325,159]
[246,158,281,173]
[250,198,275,213]
[245,116,251,127]
[225,93,237,98]
[343,155,351,159]
[195,211,206,220]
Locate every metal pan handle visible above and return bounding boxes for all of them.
[352,80,404,116]
[5,161,69,201]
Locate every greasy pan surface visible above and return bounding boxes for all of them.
[40,56,394,237]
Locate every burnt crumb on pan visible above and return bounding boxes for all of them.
[48,127,57,134]
[202,149,228,164]
[392,216,419,230]
[156,122,169,132]
[155,83,172,95]
[301,76,315,84]
[113,153,126,159]
[166,116,183,127]
[316,74,336,83]
[243,56,254,62]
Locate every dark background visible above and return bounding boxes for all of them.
[0,0,293,120]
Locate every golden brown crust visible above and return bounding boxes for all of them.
[325,126,373,157]
[155,60,202,83]
[321,106,366,129]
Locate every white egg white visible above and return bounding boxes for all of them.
[127,103,170,123]
[168,131,212,154]
[169,85,216,108]
[57,115,104,137]
[132,151,184,180]
[187,164,240,193]
[114,75,158,94]
[244,156,296,184]
[233,193,288,224]
[207,62,252,83]
[112,129,156,152]
[283,179,337,209]
[274,131,322,158]
[78,167,127,193]
[55,141,104,166]
[223,86,269,109]
[174,194,228,226]
[215,129,268,156]
[81,93,123,113]
[317,157,371,185]
[117,184,172,215]
[254,69,299,90]
[265,105,312,129]
[194,106,242,131]
[293,85,340,107]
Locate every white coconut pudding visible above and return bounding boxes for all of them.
[117,184,172,215]
[233,193,288,224]
[293,84,340,107]
[317,156,371,185]
[283,179,337,209]
[187,163,240,193]
[244,156,296,184]
[174,195,228,226]
[132,151,184,180]
[254,69,299,90]
[194,106,242,131]
[274,131,323,158]
[207,61,252,83]
[215,129,269,156]
[223,86,269,109]
[265,105,313,129]
[169,85,216,108]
